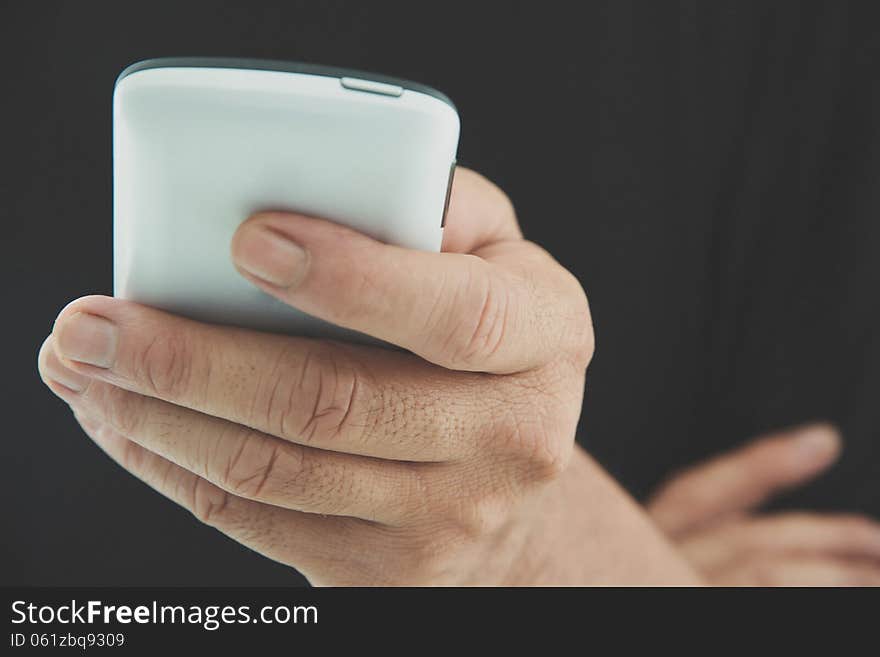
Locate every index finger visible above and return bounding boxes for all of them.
[47,296,499,462]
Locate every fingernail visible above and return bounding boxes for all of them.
[42,342,91,392]
[55,312,118,368]
[233,224,309,288]
[796,425,841,462]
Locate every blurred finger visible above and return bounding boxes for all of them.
[680,512,880,573]
[711,555,880,587]
[648,423,841,535]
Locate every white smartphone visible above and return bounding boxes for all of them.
[113,57,459,340]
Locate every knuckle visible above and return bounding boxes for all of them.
[189,476,231,527]
[494,394,574,484]
[444,260,511,368]
[91,383,144,438]
[219,432,285,500]
[137,330,195,399]
[279,348,366,446]
[448,490,513,539]
[527,433,573,482]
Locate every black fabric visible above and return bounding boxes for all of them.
[2,0,877,585]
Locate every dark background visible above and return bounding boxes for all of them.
[2,1,878,585]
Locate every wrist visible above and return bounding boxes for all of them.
[507,446,702,585]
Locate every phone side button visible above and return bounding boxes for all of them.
[340,77,403,97]
[441,161,456,228]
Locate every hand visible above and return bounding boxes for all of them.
[648,424,880,586]
[39,168,698,585]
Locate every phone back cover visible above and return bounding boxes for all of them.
[113,62,459,340]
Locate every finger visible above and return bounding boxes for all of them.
[647,423,841,535]
[42,336,435,524]
[229,172,592,373]
[680,512,880,573]
[48,297,496,462]
[711,555,880,587]
[438,167,523,253]
[72,410,368,582]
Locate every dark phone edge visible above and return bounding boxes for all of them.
[116,57,457,112]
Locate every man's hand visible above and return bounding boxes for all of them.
[38,168,697,585]
[648,424,880,586]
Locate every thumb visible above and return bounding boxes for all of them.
[647,423,841,536]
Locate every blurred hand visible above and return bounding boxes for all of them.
[648,424,880,586]
[39,168,696,585]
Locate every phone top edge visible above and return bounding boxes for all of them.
[116,57,458,112]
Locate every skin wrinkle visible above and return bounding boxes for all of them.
[115,425,140,471]
[342,352,388,456]
[350,250,395,326]
[276,444,325,508]
[336,371,358,440]
[141,332,175,398]
[185,407,212,480]
[300,449,361,518]
[138,366,412,520]
[419,265,452,353]
[200,419,225,482]
[97,383,143,441]
[437,261,473,359]
[157,448,179,493]
[289,447,325,511]
[461,271,500,366]
[261,350,286,439]
[483,283,513,364]
[190,471,219,526]
[317,356,360,443]
[301,356,325,445]
[284,347,314,442]
[243,441,282,501]
[453,260,493,366]
[223,429,251,491]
